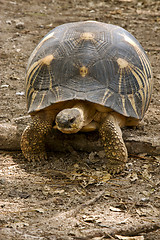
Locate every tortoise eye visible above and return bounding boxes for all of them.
[69,117,76,124]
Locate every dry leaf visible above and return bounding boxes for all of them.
[100,173,111,182]
[126,172,138,182]
[141,169,152,180]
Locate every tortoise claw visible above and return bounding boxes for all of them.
[23,152,48,162]
[106,161,125,175]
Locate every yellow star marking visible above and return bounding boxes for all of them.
[128,94,139,118]
[26,55,54,97]
[121,33,152,84]
[42,31,55,42]
[101,89,112,105]
[27,32,55,69]
[138,88,146,117]
[27,87,34,101]
[128,65,143,89]
[28,91,38,111]
[26,61,42,97]
[121,96,127,116]
[122,34,138,48]
[80,32,95,41]
[55,86,60,101]
[36,92,46,111]
[40,54,54,66]
[79,66,88,77]
[117,58,129,68]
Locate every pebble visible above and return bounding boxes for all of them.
[140,197,150,203]
[1,84,9,88]
[6,20,12,25]
[16,48,21,52]
[10,1,17,5]
[16,21,25,29]
[16,91,25,96]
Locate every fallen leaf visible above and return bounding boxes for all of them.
[100,173,111,182]
[126,172,138,182]
[141,169,152,180]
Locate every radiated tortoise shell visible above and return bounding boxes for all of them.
[26,21,153,120]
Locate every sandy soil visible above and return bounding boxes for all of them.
[0,0,160,239]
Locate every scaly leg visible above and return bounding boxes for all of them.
[99,114,128,174]
[21,112,53,162]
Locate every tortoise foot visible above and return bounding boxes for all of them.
[21,114,53,162]
[23,151,48,162]
[105,159,125,174]
[99,114,128,174]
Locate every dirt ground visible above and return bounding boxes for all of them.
[0,0,160,239]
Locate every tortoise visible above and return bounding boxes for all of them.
[21,21,153,174]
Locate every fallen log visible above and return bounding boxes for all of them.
[0,116,160,155]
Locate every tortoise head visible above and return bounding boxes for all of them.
[55,108,84,134]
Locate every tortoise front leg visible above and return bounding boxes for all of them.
[21,112,53,162]
[99,114,128,174]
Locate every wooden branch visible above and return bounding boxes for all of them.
[0,116,159,155]
[76,222,160,239]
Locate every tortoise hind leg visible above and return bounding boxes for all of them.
[21,112,53,162]
[99,114,128,174]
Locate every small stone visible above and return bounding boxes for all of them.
[13,32,21,37]
[16,48,21,52]
[0,178,6,184]
[82,215,95,223]
[140,197,150,203]
[109,206,122,212]
[16,21,25,29]
[6,20,12,25]
[10,1,17,5]
[54,189,65,194]
[1,84,9,88]
[16,91,25,96]
[35,208,44,213]
[130,172,138,182]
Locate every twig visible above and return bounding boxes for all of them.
[66,189,106,217]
